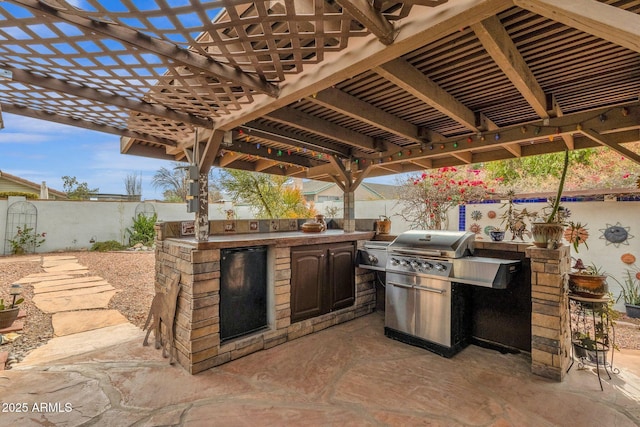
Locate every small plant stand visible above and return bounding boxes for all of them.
[567,294,619,390]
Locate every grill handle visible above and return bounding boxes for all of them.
[387,282,446,295]
[387,281,413,290]
[390,248,443,257]
[414,285,447,294]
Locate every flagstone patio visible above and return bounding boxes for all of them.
[3,312,639,426]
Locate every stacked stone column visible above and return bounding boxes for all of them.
[526,245,571,381]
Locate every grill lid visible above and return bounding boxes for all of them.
[388,230,475,258]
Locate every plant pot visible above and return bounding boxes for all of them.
[568,273,608,298]
[376,220,391,235]
[0,307,20,329]
[531,222,564,248]
[625,303,640,319]
[489,230,505,241]
[572,342,608,366]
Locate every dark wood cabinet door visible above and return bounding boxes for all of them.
[290,247,325,322]
[328,243,355,311]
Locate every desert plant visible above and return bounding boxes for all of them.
[613,270,640,306]
[126,213,157,246]
[0,297,24,311]
[91,240,127,252]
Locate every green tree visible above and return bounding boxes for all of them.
[219,170,315,219]
[484,146,640,192]
[61,176,98,200]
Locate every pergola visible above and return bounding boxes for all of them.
[1,0,639,238]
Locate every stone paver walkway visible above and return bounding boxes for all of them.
[14,255,139,365]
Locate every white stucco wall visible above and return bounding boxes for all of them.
[2,195,636,311]
[465,199,640,310]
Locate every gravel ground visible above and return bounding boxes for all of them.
[0,251,155,367]
[1,251,639,368]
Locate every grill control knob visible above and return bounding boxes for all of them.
[421,262,433,270]
[399,259,409,267]
[409,260,419,269]
[390,258,400,266]
[434,263,446,272]
[367,254,378,264]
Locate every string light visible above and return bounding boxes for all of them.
[621,107,629,117]
[440,144,445,150]
[467,136,473,143]
[494,133,500,141]
[520,126,527,134]
[256,143,261,149]
[453,142,458,148]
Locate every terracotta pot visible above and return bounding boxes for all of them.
[568,273,608,298]
[0,307,20,329]
[376,220,391,235]
[531,222,564,248]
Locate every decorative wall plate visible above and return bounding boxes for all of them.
[487,210,497,219]
[470,210,482,221]
[621,253,636,264]
[599,222,634,247]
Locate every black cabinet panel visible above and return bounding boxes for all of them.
[220,246,268,341]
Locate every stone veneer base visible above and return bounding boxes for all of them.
[154,235,375,374]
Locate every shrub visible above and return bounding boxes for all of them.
[126,213,157,246]
[8,225,46,254]
[0,192,39,199]
[90,240,127,252]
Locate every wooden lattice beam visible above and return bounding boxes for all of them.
[8,67,212,129]
[3,103,177,146]
[336,0,396,45]
[307,87,423,143]
[471,15,551,119]
[374,59,479,131]
[514,0,640,53]
[11,0,279,97]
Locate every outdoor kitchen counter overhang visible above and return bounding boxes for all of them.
[162,230,375,249]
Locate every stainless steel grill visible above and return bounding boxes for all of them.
[359,230,521,358]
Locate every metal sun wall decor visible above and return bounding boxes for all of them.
[470,210,483,221]
[599,222,634,247]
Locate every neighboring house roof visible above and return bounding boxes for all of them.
[302,180,397,200]
[302,180,335,196]
[0,170,67,199]
[361,183,398,200]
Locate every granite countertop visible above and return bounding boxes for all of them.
[167,230,375,249]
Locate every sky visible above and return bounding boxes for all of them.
[0,112,173,200]
[0,112,399,201]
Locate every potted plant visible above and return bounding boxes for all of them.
[613,270,640,318]
[571,294,618,365]
[0,284,24,329]
[498,190,538,241]
[569,259,608,298]
[531,150,569,248]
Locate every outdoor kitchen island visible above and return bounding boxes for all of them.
[154,221,376,374]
